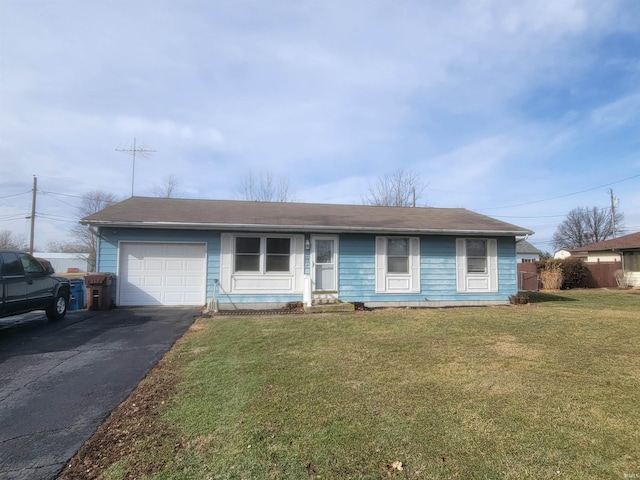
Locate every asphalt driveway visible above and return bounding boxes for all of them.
[0,307,197,480]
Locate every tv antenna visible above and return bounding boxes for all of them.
[116,138,156,196]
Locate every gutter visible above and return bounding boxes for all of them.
[81,220,533,237]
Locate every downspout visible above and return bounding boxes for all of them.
[617,249,625,271]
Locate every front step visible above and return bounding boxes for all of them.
[304,297,355,313]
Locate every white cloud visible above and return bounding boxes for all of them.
[113,117,224,146]
[589,93,640,129]
[421,135,522,204]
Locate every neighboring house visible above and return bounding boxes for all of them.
[81,197,533,310]
[569,232,640,286]
[33,252,91,273]
[515,239,542,263]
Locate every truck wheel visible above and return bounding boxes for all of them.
[46,292,68,321]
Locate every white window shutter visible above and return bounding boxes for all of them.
[293,235,305,292]
[375,237,386,293]
[410,237,421,292]
[488,238,498,292]
[455,238,466,292]
[220,233,233,292]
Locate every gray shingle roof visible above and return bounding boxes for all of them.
[81,196,533,236]
[516,239,543,255]
[571,231,640,252]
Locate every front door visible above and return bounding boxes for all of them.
[312,236,337,292]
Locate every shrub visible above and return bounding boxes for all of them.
[560,258,589,289]
[538,262,563,290]
[509,292,530,305]
[536,258,589,289]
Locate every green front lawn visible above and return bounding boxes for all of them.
[106,290,640,479]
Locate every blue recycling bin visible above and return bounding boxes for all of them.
[68,278,86,311]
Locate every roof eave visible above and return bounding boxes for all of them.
[82,220,533,236]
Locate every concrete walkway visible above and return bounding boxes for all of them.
[0,307,197,480]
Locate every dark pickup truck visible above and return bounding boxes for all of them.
[0,249,71,321]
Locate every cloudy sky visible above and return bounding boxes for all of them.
[2,0,640,253]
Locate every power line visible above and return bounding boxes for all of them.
[0,191,31,200]
[0,214,30,222]
[491,204,617,220]
[478,173,640,211]
[39,190,81,209]
[39,190,85,200]
[37,216,79,227]
[38,212,78,222]
[492,214,566,219]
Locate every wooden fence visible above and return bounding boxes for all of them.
[517,261,623,290]
[517,263,539,291]
[583,261,621,288]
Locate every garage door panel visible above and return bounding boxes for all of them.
[145,245,166,256]
[185,260,204,270]
[143,276,163,287]
[119,243,206,306]
[127,258,143,269]
[125,275,140,286]
[166,260,185,271]
[164,244,183,255]
[185,291,205,302]
[163,292,184,304]
[165,276,184,287]
[185,276,203,287]
[144,259,164,271]
[120,291,162,306]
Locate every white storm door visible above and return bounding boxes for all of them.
[312,236,337,291]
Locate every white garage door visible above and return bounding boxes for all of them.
[119,242,207,306]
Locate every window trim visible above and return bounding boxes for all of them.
[220,233,305,295]
[387,237,410,274]
[233,235,292,274]
[234,236,261,272]
[375,236,420,294]
[465,239,488,275]
[456,238,498,293]
[266,237,292,273]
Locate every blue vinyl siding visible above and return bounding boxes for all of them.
[338,234,376,300]
[423,236,516,302]
[98,228,518,307]
[338,234,517,303]
[422,236,457,300]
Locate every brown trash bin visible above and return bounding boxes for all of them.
[85,273,114,311]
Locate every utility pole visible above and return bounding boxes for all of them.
[29,175,37,254]
[609,188,617,238]
[116,138,156,197]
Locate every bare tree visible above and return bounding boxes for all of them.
[235,171,296,202]
[552,206,624,251]
[47,240,87,253]
[0,230,27,249]
[362,168,427,207]
[151,174,183,198]
[71,190,119,270]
